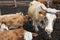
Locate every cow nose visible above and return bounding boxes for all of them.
[45,29,52,34]
[45,27,53,35]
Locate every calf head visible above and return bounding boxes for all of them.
[23,15,28,23]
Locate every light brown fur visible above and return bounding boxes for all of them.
[0,13,27,29]
[0,29,37,40]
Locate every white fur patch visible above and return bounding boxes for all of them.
[45,13,56,34]
[47,8,57,13]
[0,23,9,31]
[24,31,33,40]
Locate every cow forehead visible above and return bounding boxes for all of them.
[30,1,41,6]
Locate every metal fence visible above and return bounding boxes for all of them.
[0,0,31,15]
[0,0,60,19]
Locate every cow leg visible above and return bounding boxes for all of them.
[33,20,34,26]
[35,24,39,32]
[33,20,39,32]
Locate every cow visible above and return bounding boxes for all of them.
[0,28,37,40]
[28,0,47,32]
[28,0,60,38]
[0,12,28,31]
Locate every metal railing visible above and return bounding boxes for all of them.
[0,0,31,6]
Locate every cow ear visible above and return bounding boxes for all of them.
[19,12,24,15]
[16,12,24,15]
[25,15,28,19]
[23,15,28,20]
[16,13,19,14]
[29,1,34,6]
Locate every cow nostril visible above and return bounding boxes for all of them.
[45,29,53,35]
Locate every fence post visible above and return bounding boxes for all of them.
[14,0,17,7]
[0,9,1,15]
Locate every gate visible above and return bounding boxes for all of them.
[0,0,32,15]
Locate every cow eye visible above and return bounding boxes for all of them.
[39,12,41,14]
[39,11,45,17]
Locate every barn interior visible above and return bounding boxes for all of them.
[0,0,60,40]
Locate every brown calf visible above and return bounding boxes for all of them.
[0,12,28,30]
[0,29,37,40]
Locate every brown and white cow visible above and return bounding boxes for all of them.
[0,12,28,31]
[28,0,60,38]
[28,0,47,32]
[0,28,37,40]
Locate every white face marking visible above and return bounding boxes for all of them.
[45,13,56,35]
[24,31,33,40]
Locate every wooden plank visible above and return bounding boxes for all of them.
[0,1,14,6]
[15,1,30,6]
[0,1,14,3]
[0,1,30,6]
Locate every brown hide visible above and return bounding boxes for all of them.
[0,29,37,40]
[0,29,24,40]
[0,13,27,28]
